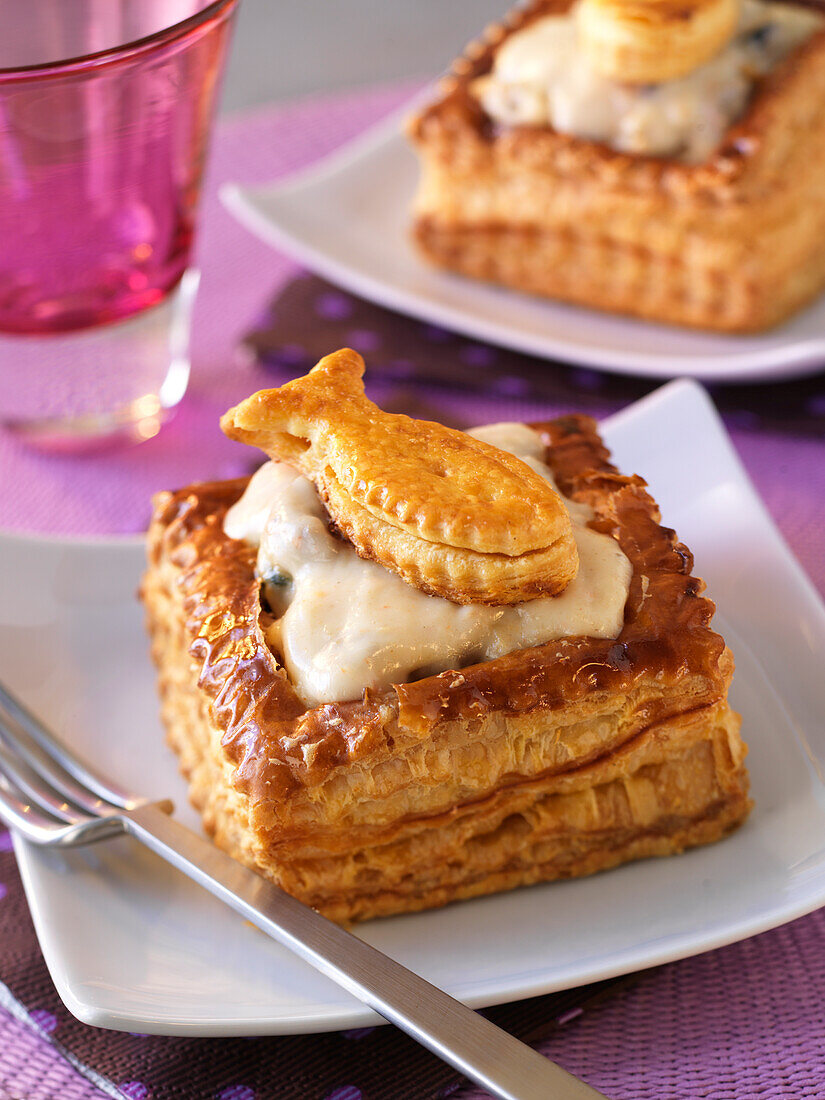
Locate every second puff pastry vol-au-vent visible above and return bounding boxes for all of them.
[408,0,825,331]
[142,349,751,924]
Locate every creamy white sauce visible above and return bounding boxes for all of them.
[475,0,822,163]
[225,424,632,707]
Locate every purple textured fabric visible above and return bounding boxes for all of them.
[0,82,824,1100]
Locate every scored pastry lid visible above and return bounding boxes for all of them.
[574,0,741,83]
[220,349,579,603]
[145,414,729,804]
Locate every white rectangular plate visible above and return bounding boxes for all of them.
[222,110,825,383]
[5,379,825,1036]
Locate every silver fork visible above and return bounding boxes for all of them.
[0,680,608,1100]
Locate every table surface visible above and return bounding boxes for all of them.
[221,0,504,111]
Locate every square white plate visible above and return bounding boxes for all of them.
[222,110,825,384]
[5,379,825,1036]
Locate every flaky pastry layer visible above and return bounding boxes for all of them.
[142,415,751,922]
[407,0,825,332]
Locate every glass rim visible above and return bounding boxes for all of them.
[0,0,238,80]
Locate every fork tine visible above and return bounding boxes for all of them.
[0,679,136,811]
[0,704,116,818]
[0,783,125,848]
[0,767,102,847]
[0,740,89,826]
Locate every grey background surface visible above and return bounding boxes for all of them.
[221,0,504,111]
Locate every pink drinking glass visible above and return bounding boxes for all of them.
[0,0,238,448]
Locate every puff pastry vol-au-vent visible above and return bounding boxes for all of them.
[142,349,751,924]
[408,0,825,332]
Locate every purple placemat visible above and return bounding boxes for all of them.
[1,82,825,1100]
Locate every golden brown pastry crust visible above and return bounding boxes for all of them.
[142,415,751,923]
[407,0,825,332]
[220,349,578,603]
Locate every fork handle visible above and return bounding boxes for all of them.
[124,803,607,1100]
